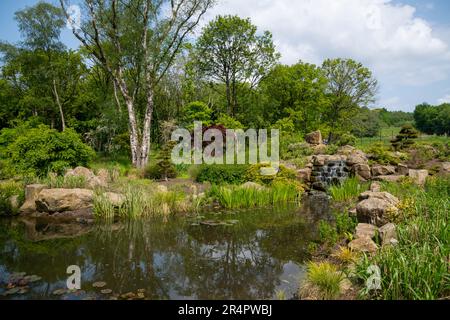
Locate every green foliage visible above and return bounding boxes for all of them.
[144,142,177,181]
[351,107,382,138]
[216,114,244,129]
[181,101,212,128]
[378,108,414,128]
[246,163,297,185]
[304,262,344,300]
[329,177,368,202]
[414,103,450,135]
[39,173,87,189]
[335,211,358,235]
[366,142,401,165]
[209,181,301,209]
[194,164,249,184]
[284,142,313,159]
[318,220,339,245]
[391,124,418,151]
[0,181,24,216]
[336,133,357,146]
[357,177,450,300]
[1,123,95,177]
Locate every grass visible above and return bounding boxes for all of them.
[332,247,359,264]
[356,176,450,300]
[300,262,344,300]
[0,180,24,215]
[209,182,302,209]
[329,177,368,202]
[40,174,88,189]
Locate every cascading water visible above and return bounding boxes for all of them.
[310,160,350,191]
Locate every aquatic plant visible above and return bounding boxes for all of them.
[93,193,116,220]
[329,176,367,202]
[0,180,24,216]
[210,181,301,209]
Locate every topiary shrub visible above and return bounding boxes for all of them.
[391,124,418,151]
[194,164,249,184]
[1,124,95,177]
[144,141,177,181]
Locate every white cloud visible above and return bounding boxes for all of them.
[201,0,450,107]
[437,94,450,104]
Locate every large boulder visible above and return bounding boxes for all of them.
[348,237,378,254]
[408,169,428,186]
[374,175,405,183]
[353,163,371,180]
[19,184,48,214]
[355,223,378,240]
[297,168,312,183]
[305,131,323,145]
[356,191,399,227]
[346,150,368,166]
[372,165,396,177]
[65,166,107,189]
[35,188,94,214]
[102,192,125,207]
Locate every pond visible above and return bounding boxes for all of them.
[0,194,331,300]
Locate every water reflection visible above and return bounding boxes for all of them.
[0,195,330,300]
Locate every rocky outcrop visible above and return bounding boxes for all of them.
[19,184,47,214]
[408,169,428,186]
[355,223,377,240]
[353,163,371,181]
[356,191,399,227]
[65,166,108,189]
[373,175,405,182]
[372,165,396,177]
[35,188,94,214]
[305,131,323,145]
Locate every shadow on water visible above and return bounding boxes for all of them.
[0,194,331,300]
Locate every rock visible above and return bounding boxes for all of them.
[96,169,110,184]
[305,130,323,145]
[348,237,378,254]
[9,195,20,212]
[353,164,371,180]
[442,162,450,174]
[155,184,168,193]
[65,166,95,180]
[346,151,368,166]
[102,192,125,207]
[19,184,47,214]
[355,223,378,240]
[356,197,398,227]
[297,168,312,182]
[374,175,405,183]
[369,182,382,192]
[379,223,397,247]
[35,188,94,213]
[358,191,399,207]
[87,176,107,189]
[241,182,265,190]
[311,182,327,192]
[93,281,107,288]
[337,145,356,155]
[312,155,327,166]
[397,164,409,176]
[372,165,396,177]
[312,144,327,155]
[348,208,357,216]
[408,169,428,186]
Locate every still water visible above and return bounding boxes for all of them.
[0,195,330,300]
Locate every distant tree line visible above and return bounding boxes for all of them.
[414,103,450,136]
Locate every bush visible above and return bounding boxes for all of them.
[144,142,177,181]
[194,164,249,184]
[216,114,244,129]
[336,133,357,146]
[182,101,212,129]
[301,262,344,300]
[367,143,401,165]
[1,124,95,177]
[0,181,24,216]
[246,163,297,185]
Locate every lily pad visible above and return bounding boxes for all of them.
[5,287,20,295]
[92,281,107,288]
[101,289,113,294]
[52,288,67,295]
[24,275,42,283]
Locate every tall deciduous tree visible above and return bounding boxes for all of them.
[194,15,279,116]
[322,58,378,141]
[60,0,214,168]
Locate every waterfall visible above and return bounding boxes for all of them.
[310,160,350,191]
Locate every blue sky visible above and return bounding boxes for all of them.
[1,0,450,112]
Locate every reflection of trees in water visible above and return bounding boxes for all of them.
[0,203,328,299]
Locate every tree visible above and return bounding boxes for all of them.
[260,62,329,135]
[351,107,382,137]
[194,15,279,116]
[391,124,418,151]
[60,0,214,168]
[322,58,378,141]
[414,103,450,135]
